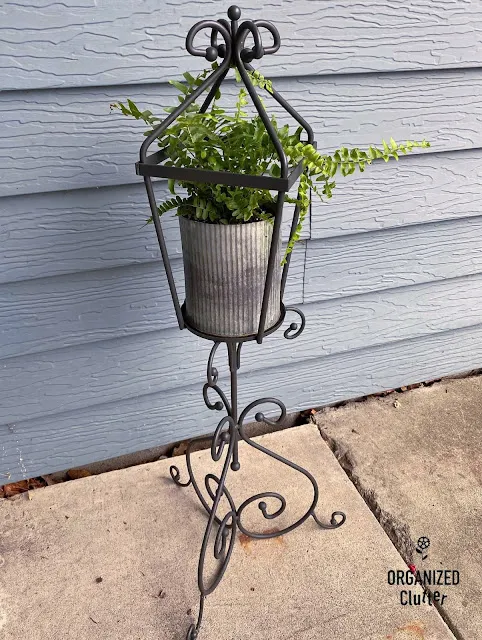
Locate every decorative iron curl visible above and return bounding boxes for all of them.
[169,417,237,526]
[186,597,205,640]
[169,341,239,526]
[236,399,346,538]
[185,5,280,65]
[186,418,237,523]
[204,474,236,562]
[169,464,191,487]
[169,432,207,489]
[186,416,237,640]
[180,417,238,640]
[239,397,287,428]
[186,19,232,63]
[237,491,286,526]
[211,414,234,461]
[203,342,231,413]
[186,624,197,640]
[283,306,306,340]
[312,509,346,530]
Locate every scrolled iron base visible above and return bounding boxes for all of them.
[169,307,346,639]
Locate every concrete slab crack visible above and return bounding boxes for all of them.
[313,415,465,640]
[314,420,416,565]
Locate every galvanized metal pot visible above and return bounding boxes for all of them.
[179,216,281,337]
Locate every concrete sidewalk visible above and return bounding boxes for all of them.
[0,424,455,639]
[315,376,482,640]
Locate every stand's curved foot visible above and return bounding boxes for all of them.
[168,433,208,490]
[186,623,198,639]
[179,418,236,640]
[170,464,191,487]
[311,509,346,529]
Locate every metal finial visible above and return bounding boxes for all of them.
[227,5,241,20]
[185,6,280,64]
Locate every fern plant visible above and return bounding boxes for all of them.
[112,64,429,261]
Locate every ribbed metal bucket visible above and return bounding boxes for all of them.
[179,217,282,337]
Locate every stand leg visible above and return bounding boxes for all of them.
[186,415,238,639]
[169,309,346,639]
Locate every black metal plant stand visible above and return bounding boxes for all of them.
[136,7,346,638]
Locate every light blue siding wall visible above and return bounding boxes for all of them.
[2,1,482,482]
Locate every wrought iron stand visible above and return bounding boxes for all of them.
[134,6,346,638]
[170,307,346,639]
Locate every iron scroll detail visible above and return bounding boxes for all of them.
[169,308,346,639]
[186,6,281,64]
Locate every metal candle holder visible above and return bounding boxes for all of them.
[136,6,346,638]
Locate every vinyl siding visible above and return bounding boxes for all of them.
[1,0,481,481]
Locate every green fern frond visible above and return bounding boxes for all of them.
[282,172,310,264]
[157,196,191,217]
[113,62,430,261]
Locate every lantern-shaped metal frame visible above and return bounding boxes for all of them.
[136,6,346,639]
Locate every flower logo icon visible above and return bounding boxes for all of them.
[416,536,430,560]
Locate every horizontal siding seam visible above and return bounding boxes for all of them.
[1,146,481,203]
[4,63,482,95]
[0,239,305,288]
[302,270,482,307]
[3,265,482,362]
[1,145,480,203]
[307,210,482,246]
[5,316,482,429]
